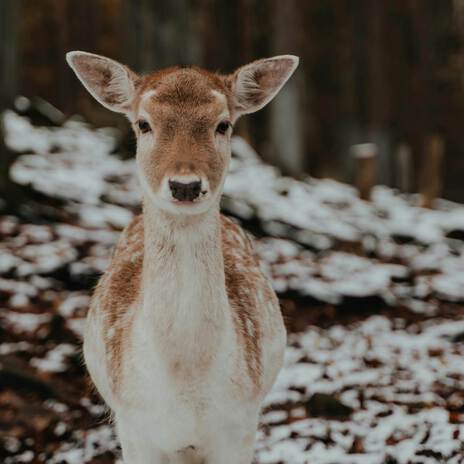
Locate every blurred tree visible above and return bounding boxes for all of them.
[269,0,305,176]
[124,0,199,72]
[0,0,20,209]
[20,0,125,126]
[10,0,464,200]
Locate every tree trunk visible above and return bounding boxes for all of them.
[125,0,199,73]
[269,0,304,175]
[0,0,20,209]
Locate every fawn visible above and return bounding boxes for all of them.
[67,50,298,463]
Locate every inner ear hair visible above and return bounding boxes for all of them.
[232,55,299,116]
[66,51,139,113]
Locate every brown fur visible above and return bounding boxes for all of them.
[92,213,273,392]
[68,52,296,414]
[137,66,230,105]
[221,216,265,391]
[91,215,143,392]
[133,68,232,196]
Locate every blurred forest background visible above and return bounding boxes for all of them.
[2,0,464,203]
[2,2,464,462]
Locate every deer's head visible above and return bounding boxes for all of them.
[67,52,298,215]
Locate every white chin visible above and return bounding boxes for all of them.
[159,197,213,215]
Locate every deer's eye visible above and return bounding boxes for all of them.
[137,120,151,134]
[216,121,231,135]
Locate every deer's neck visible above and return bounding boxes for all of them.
[141,200,228,370]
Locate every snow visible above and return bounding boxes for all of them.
[1,112,464,463]
[0,341,32,355]
[5,451,34,463]
[58,293,91,318]
[5,111,138,228]
[4,112,464,305]
[50,426,119,464]
[2,311,51,333]
[30,343,76,373]
[255,316,464,463]
[6,305,459,462]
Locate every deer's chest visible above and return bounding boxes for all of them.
[120,262,233,400]
[114,292,234,451]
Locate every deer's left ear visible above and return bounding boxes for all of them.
[227,55,299,120]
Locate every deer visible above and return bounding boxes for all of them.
[66,50,299,464]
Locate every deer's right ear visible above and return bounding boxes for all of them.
[66,51,138,113]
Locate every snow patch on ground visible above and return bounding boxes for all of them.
[2,113,464,463]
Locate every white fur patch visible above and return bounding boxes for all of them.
[107,327,116,339]
[141,90,157,104]
[143,89,157,99]
[246,319,255,337]
[211,90,227,104]
[168,174,203,185]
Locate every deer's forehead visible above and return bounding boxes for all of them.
[136,69,229,118]
[138,92,229,127]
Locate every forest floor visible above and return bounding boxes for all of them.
[1,109,464,463]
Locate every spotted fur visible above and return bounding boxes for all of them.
[90,213,279,396]
[68,51,298,463]
[90,215,143,393]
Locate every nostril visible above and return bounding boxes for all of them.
[191,182,201,197]
[169,180,202,201]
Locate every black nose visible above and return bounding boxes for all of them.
[169,180,202,201]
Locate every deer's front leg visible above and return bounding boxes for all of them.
[117,419,168,464]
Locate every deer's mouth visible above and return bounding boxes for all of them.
[170,189,209,205]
